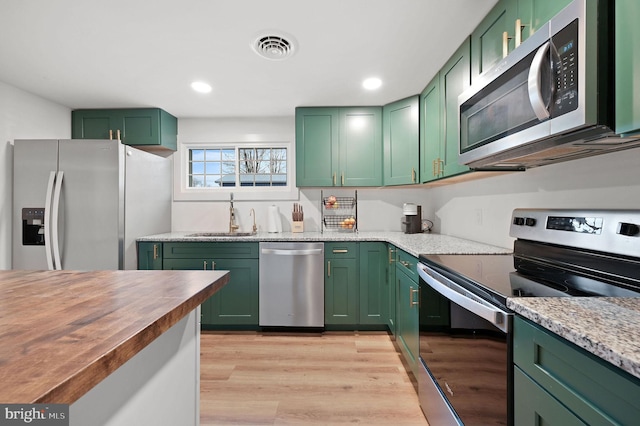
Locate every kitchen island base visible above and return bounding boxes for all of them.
[70,308,200,426]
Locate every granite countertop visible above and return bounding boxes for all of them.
[138,231,512,257]
[0,269,229,404]
[508,297,640,380]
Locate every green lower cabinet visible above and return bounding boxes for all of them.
[358,242,388,325]
[137,242,162,270]
[514,316,640,425]
[324,243,358,325]
[396,265,419,375]
[160,242,259,329]
[386,245,397,336]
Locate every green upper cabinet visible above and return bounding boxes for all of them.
[295,107,382,187]
[471,0,571,82]
[383,96,419,185]
[295,108,338,187]
[615,0,640,135]
[72,108,178,152]
[440,38,471,179]
[471,0,516,80]
[420,76,441,183]
[420,38,471,182]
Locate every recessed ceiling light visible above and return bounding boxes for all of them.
[362,77,382,90]
[191,81,212,93]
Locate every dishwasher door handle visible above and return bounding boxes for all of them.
[261,248,323,256]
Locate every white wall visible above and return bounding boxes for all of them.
[0,81,71,269]
[420,149,640,249]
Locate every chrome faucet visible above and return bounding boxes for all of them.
[249,208,257,234]
[229,192,239,233]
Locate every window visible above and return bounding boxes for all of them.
[188,147,287,188]
[175,141,297,201]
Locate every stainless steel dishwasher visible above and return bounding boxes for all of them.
[259,242,324,327]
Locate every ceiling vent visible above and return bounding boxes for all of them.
[252,32,296,61]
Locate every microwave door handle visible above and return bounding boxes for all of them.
[43,171,56,270]
[417,263,510,333]
[527,41,552,120]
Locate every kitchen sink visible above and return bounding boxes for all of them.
[186,232,256,237]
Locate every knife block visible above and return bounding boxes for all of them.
[292,221,304,233]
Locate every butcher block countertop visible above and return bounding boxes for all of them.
[0,269,229,404]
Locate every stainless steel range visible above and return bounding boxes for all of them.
[416,209,640,425]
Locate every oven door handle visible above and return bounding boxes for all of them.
[417,263,511,333]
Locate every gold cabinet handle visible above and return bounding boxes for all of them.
[515,18,523,48]
[332,249,348,254]
[203,260,207,270]
[502,31,513,58]
[153,244,158,260]
[432,159,437,177]
[116,129,121,140]
[411,167,416,183]
[333,173,336,186]
[327,260,331,277]
[400,260,412,269]
[341,172,344,186]
[410,287,420,308]
[109,129,113,140]
[388,248,395,264]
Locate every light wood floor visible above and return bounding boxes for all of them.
[200,331,429,425]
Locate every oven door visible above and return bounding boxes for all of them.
[417,263,513,426]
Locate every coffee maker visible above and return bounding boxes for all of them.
[402,203,422,234]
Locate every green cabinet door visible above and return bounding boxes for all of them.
[616,0,640,134]
[295,107,339,186]
[383,96,419,185]
[420,76,442,183]
[517,0,572,44]
[162,242,259,328]
[514,316,640,425]
[72,108,177,151]
[207,258,259,326]
[137,242,162,270]
[514,367,585,426]
[295,107,382,187]
[324,243,358,325]
[471,0,516,80]
[440,37,471,178]
[396,266,419,375]
[339,107,383,187]
[386,244,397,336]
[358,242,388,325]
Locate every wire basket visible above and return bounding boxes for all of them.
[323,196,356,210]
[323,215,357,231]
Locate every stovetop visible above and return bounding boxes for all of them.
[419,209,640,307]
[419,249,640,309]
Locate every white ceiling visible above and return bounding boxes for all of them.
[0,0,498,118]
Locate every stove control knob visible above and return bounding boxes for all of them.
[525,218,537,226]
[618,222,640,237]
[513,217,525,226]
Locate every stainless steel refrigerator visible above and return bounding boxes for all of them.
[12,139,171,270]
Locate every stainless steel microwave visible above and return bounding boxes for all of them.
[458,0,640,171]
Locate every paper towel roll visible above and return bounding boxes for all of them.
[267,205,282,233]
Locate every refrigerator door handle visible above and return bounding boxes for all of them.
[51,171,64,270]
[44,171,56,270]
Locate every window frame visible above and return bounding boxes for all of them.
[174,140,299,201]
